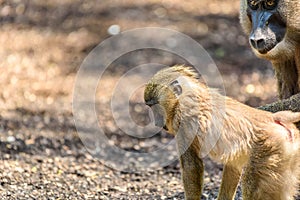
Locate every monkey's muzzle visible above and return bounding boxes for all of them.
[149,104,167,130]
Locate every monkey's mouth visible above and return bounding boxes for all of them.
[257,48,270,54]
[252,41,277,55]
[257,44,277,54]
[163,125,168,131]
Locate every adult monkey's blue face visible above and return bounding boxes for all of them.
[240,0,300,61]
[247,0,286,54]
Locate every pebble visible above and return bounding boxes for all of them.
[7,136,16,143]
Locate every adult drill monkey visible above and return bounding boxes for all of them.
[144,66,300,200]
[240,0,300,110]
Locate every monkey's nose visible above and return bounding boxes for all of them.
[249,37,267,53]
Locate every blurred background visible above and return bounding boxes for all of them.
[0,0,278,199]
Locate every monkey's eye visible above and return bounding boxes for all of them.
[248,0,259,10]
[264,0,276,9]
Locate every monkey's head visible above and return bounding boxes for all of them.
[240,0,300,61]
[144,66,198,132]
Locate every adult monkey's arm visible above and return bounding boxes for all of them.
[259,93,300,113]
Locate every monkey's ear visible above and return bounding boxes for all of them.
[170,80,182,97]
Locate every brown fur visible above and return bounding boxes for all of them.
[144,66,300,200]
[240,0,300,99]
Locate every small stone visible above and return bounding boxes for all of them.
[7,136,16,143]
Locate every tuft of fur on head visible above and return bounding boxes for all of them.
[151,65,199,83]
[144,65,199,104]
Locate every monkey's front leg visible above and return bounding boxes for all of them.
[179,138,204,200]
[217,164,241,200]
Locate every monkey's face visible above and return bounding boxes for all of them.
[144,81,181,132]
[144,66,198,132]
[147,102,167,130]
[144,69,186,132]
[239,0,300,61]
[244,0,287,56]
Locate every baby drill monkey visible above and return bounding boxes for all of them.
[144,66,300,200]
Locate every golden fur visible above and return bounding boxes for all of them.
[144,66,300,200]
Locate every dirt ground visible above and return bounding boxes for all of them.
[0,0,281,199]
